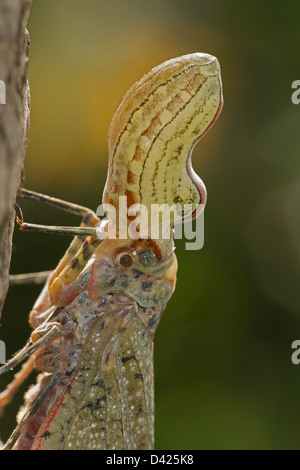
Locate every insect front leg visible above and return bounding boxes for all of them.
[9,271,52,285]
[0,357,35,413]
[49,238,101,306]
[13,189,100,285]
[0,321,63,376]
[0,319,64,417]
[18,187,95,217]
[15,203,99,238]
[48,210,100,283]
[15,187,101,282]
[19,210,101,330]
[11,202,101,326]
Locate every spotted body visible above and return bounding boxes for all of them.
[16,294,164,450]
[1,53,223,450]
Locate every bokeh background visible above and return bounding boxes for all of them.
[1,0,300,449]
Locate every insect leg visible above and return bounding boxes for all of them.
[0,323,62,376]
[9,271,53,285]
[24,213,101,327]
[14,187,101,284]
[49,237,101,305]
[15,203,99,237]
[48,211,100,285]
[16,189,100,274]
[2,370,61,450]
[18,188,94,217]
[46,208,102,304]
[10,214,99,298]
[0,356,35,412]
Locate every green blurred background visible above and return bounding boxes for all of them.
[1,0,300,449]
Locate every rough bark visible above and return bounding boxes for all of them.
[0,0,32,319]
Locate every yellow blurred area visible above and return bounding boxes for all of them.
[25,0,231,192]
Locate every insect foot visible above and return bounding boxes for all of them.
[30,322,62,344]
[14,203,24,227]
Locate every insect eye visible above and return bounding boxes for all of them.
[119,253,133,267]
[138,250,156,266]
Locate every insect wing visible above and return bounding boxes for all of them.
[31,308,154,450]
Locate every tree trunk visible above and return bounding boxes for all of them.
[0,0,33,318]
